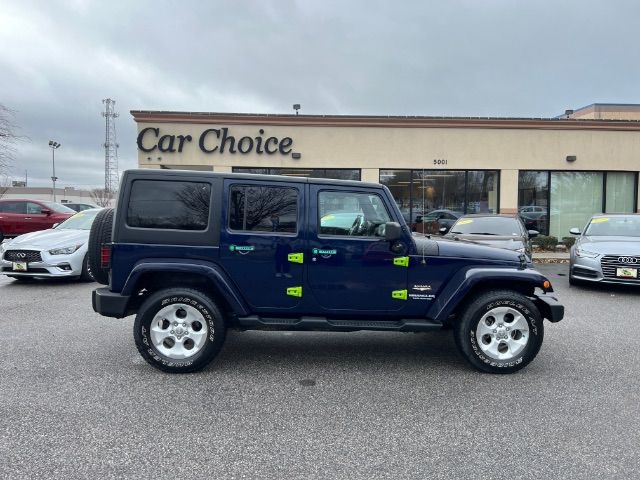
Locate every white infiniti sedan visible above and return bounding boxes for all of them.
[0,208,101,282]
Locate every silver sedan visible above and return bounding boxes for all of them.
[0,208,101,282]
[569,214,640,286]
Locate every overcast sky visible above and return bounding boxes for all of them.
[1,0,639,189]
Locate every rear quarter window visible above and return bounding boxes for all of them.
[127,180,211,230]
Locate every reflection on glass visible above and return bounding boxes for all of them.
[466,171,498,214]
[127,180,211,230]
[518,171,549,235]
[229,185,298,233]
[550,172,603,239]
[318,191,390,237]
[606,172,636,213]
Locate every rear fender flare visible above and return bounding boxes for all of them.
[428,267,549,322]
[122,259,250,316]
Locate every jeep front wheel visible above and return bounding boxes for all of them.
[454,290,544,374]
[133,288,226,373]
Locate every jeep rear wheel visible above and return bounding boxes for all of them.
[87,208,113,285]
[133,288,226,373]
[454,290,544,374]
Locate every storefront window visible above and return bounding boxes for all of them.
[606,172,636,213]
[233,167,360,180]
[380,169,499,232]
[518,171,549,234]
[550,172,603,239]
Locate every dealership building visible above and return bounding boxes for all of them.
[132,103,640,239]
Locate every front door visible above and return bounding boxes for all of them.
[219,180,305,311]
[307,186,408,314]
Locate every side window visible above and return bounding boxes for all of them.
[319,191,391,237]
[1,201,26,214]
[229,185,298,233]
[127,180,211,230]
[27,203,43,214]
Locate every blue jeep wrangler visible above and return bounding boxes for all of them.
[90,169,563,374]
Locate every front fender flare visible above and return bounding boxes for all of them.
[121,259,250,316]
[427,267,550,322]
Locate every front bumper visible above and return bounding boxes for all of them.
[534,293,564,323]
[570,255,640,286]
[1,247,85,278]
[92,287,131,318]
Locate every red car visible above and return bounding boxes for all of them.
[0,199,75,242]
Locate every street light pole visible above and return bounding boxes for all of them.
[48,140,61,202]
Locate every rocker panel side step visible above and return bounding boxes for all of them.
[235,316,442,332]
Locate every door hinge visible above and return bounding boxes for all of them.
[393,256,410,267]
[391,289,408,300]
[287,252,304,264]
[286,286,303,298]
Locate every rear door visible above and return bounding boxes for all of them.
[219,180,305,311]
[307,185,408,313]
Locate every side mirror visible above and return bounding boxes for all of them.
[384,222,402,242]
[41,208,52,215]
[528,230,539,238]
[569,227,581,235]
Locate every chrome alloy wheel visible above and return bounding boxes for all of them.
[475,306,530,361]
[149,303,209,359]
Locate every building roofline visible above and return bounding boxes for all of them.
[130,110,640,131]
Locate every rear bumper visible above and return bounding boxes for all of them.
[92,287,131,318]
[534,293,564,322]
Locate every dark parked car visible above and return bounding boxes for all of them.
[445,214,538,259]
[63,202,98,212]
[0,199,75,242]
[91,169,563,374]
[569,214,640,286]
[411,209,461,234]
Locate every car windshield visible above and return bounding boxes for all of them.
[450,216,522,236]
[584,216,640,237]
[55,209,100,230]
[42,201,76,213]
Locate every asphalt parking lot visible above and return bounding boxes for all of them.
[0,264,638,479]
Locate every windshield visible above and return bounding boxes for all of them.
[55,209,100,230]
[584,216,640,237]
[42,201,76,213]
[450,216,522,236]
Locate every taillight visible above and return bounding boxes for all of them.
[100,245,111,268]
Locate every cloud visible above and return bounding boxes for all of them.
[1,0,639,187]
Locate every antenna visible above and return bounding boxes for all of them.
[421,168,427,264]
[102,98,120,193]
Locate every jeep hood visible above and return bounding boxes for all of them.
[426,236,521,262]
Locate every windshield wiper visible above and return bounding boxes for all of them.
[468,232,498,235]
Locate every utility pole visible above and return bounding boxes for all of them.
[102,98,120,193]
[48,140,61,201]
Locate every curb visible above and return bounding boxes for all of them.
[533,258,570,264]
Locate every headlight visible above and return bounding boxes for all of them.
[49,244,82,255]
[0,243,5,255]
[515,247,526,253]
[576,247,599,258]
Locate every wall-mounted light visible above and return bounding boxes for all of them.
[566,155,577,163]
[292,152,301,159]
[293,104,301,115]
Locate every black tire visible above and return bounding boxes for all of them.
[79,254,95,282]
[133,288,227,373]
[454,290,544,374]
[87,208,114,285]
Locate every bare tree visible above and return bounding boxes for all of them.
[0,104,22,175]
[0,174,9,198]
[90,188,114,207]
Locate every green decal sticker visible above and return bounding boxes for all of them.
[391,289,408,300]
[393,256,409,267]
[313,248,337,256]
[288,253,304,264]
[229,245,255,253]
[286,286,303,297]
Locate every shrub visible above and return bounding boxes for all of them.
[561,236,576,248]
[532,235,558,251]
